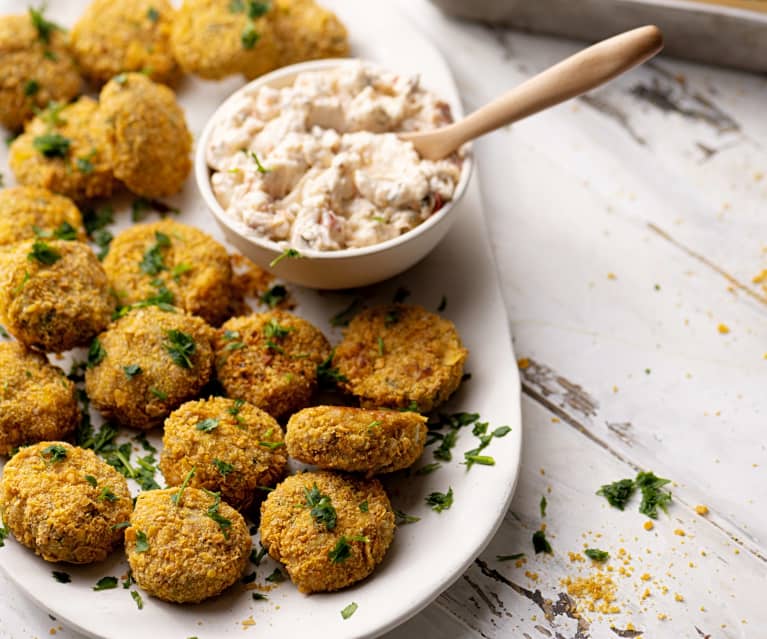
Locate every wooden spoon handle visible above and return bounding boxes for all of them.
[420,25,663,158]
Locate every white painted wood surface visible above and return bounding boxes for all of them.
[1,1,765,637]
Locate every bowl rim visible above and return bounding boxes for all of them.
[194,57,474,261]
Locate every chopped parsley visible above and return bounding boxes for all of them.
[265,568,284,583]
[249,151,269,173]
[147,6,159,22]
[87,337,106,368]
[437,295,447,312]
[92,228,113,260]
[139,231,171,275]
[149,386,167,400]
[29,6,62,44]
[596,477,637,511]
[171,467,196,506]
[134,530,149,553]
[540,496,547,518]
[328,535,368,564]
[329,298,362,327]
[377,336,385,356]
[241,23,260,49]
[269,247,302,268]
[34,220,78,241]
[212,458,234,476]
[252,592,268,601]
[427,411,480,461]
[340,602,358,620]
[93,576,118,591]
[263,318,292,340]
[463,422,511,470]
[33,133,70,158]
[532,529,552,554]
[425,487,453,513]
[204,490,232,538]
[260,284,287,308]
[130,590,144,609]
[98,487,118,502]
[384,309,400,327]
[27,240,61,265]
[241,571,256,584]
[75,156,93,174]
[123,364,142,380]
[258,440,285,450]
[433,429,457,461]
[392,286,410,303]
[171,263,192,281]
[24,79,40,97]
[164,329,196,368]
[635,471,672,519]
[40,444,67,464]
[358,500,368,512]
[317,350,347,389]
[415,462,441,476]
[52,571,71,583]
[83,205,113,235]
[395,510,420,525]
[304,483,337,530]
[84,474,98,487]
[250,545,268,566]
[585,548,610,562]
[0,326,6,339]
[0,521,10,547]
[196,418,219,432]
[496,553,525,562]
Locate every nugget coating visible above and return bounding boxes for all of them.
[9,97,115,201]
[160,397,287,511]
[84,307,214,430]
[98,73,191,198]
[126,487,251,603]
[215,311,330,419]
[171,0,280,80]
[334,304,468,412]
[286,406,427,476]
[103,220,233,326]
[271,0,349,70]
[260,470,395,593]
[0,343,79,455]
[0,239,115,352]
[0,186,85,247]
[71,0,179,86]
[0,442,132,563]
[0,13,81,130]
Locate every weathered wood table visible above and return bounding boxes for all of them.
[2,1,764,637]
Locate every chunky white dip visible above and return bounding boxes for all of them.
[207,62,462,251]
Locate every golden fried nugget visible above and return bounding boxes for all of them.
[0,11,81,130]
[0,239,114,352]
[171,0,280,80]
[9,98,115,201]
[333,304,468,412]
[84,307,215,430]
[0,186,85,247]
[0,442,132,563]
[126,487,251,603]
[286,406,427,476]
[160,397,287,511]
[103,219,233,326]
[260,470,395,593]
[0,342,79,456]
[214,310,330,419]
[71,0,179,85]
[98,73,191,198]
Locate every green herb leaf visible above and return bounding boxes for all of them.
[464,454,495,466]
[147,6,159,21]
[252,592,268,601]
[171,263,192,281]
[93,576,118,591]
[247,1,270,18]
[540,495,547,518]
[329,298,362,327]
[269,248,301,268]
[635,471,672,519]
[33,133,70,158]
[532,530,552,554]
[83,205,113,235]
[212,458,234,476]
[249,151,269,173]
[496,553,525,561]
[98,487,118,502]
[130,590,143,609]
[41,444,67,464]
[316,349,347,389]
[164,329,195,368]
[258,440,285,450]
[29,6,62,44]
[76,156,94,174]
[241,22,260,49]
[265,567,284,583]
[0,521,9,547]
[123,364,142,380]
[394,509,420,525]
[134,530,149,553]
[196,418,219,433]
[584,548,610,562]
[204,490,232,538]
[260,284,287,308]
[304,483,337,531]
[328,535,369,564]
[51,221,78,241]
[596,478,636,511]
[149,386,167,400]
[87,337,106,368]
[250,545,268,566]
[358,500,368,512]
[52,571,71,583]
[341,602,358,620]
[415,462,442,476]
[139,232,171,275]
[28,240,61,265]
[425,487,453,513]
[84,474,98,487]
[377,336,385,356]
[433,430,457,461]
[171,467,196,506]
[0,325,8,339]
[263,318,291,340]
[24,79,40,97]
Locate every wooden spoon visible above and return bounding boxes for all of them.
[400,25,664,160]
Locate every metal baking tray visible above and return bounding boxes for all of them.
[430,0,767,72]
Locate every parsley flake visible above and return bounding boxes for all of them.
[341,602,358,620]
[28,240,61,265]
[134,530,149,553]
[328,535,369,564]
[139,231,171,275]
[425,487,453,513]
[329,298,362,327]
[249,151,269,173]
[317,349,347,389]
[269,248,301,268]
[212,458,234,476]
[304,483,337,530]
[395,510,420,525]
[147,6,159,21]
[52,571,71,583]
[123,364,142,380]
[149,386,167,400]
[41,444,67,464]
[84,474,98,487]
[635,471,672,519]
[171,467,196,506]
[496,553,525,561]
[130,590,144,609]
[98,487,118,502]
[33,133,70,158]
[29,6,62,44]
[585,548,610,562]
[540,496,547,518]
[260,284,287,308]
[358,500,368,512]
[93,576,118,591]
[204,490,232,538]
[87,337,106,368]
[252,592,268,601]
[265,567,284,583]
[241,23,260,49]
[415,462,442,476]
[164,329,195,368]
[24,79,40,97]
[532,529,552,554]
[196,418,219,432]
[596,478,636,511]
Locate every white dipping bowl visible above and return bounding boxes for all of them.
[195,58,472,290]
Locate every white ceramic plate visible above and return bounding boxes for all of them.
[0,1,522,638]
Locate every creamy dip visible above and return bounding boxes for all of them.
[207,62,463,251]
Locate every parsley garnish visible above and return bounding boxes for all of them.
[425,487,453,513]
[317,349,347,389]
[134,530,149,553]
[304,483,337,530]
[596,478,637,511]
[93,576,118,591]
[171,263,191,281]
[395,510,420,525]
[76,156,94,174]
[329,298,362,327]
[532,530,552,554]
[0,325,8,339]
[123,364,142,380]
[130,590,143,609]
[149,386,167,400]
[228,399,245,416]
[249,151,269,173]
[29,6,62,44]
[28,240,60,265]
[83,205,113,235]
[328,535,369,564]
[85,474,98,487]
[164,329,195,368]
[258,440,285,450]
[92,228,113,260]
[265,568,284,583]
[52,571,71,583]
[540,496,547,518]
[263,318,291,340]
[463,422,511,469]
[415,462,442,476]
[496,553,525,561]
[98,487,118,502]
[359,500,368,512]
[35,220,78,241]
[196,418,219,432]
[252,592,268,601]
[384,309,399,327]
[636,471,672,519]
[212,458,234,476]
[269,248,301,268]
[171,467,196,506]
[340,602,358,620]
[87,337,106,368]
[0,521,10,547]
[585,548,610,562]
[250,545,268,565]
[147,6,159,22]
[24,79,40,97]
[41,444,67,463]
[139,231,171,275]
[260,284,287,308]
[204,490,232,538]
[377,336,385,356]
[241,23,260,49]
[33,133,70,158]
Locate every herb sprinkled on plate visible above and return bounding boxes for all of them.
[93,576,118,591]
[269,248,301,268]
[425,487,453,513]
[585,548,610,562]
[532,529,552,554]
[52,571,71,583]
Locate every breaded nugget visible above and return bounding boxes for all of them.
[0,239,114,352]
[126,487,251,603]
[9,98,115,202]
[260,470,395,593]
[103,220,233,326]
[160,397,287,511]
[0,342,79,456]
[286,406,427,476]
[214,310,330,419]
[71,0,179,86]
[98,73,191,198]
[0,442,132,563]
[0,11,81,130]
[85,306,215,430]
[171,0,280,80]
[271,0,349,70]
[0,186,85,247]
[333,304,468,412]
